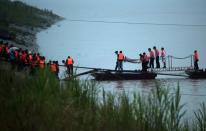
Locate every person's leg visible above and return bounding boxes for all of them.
[67,66,70,74]
[149,59,152,68]
[156,56,160,68]
[162,57,166,68]
[151,58,154,68]
[142,62,144,71]
[196,61,199,70]
[115,61,118,70]
[71,65,73,75]
[119,61,123,70]
[194,61,197,70]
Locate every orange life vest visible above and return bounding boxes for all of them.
[6,47,9,54]
[154,49,159,57]
[39,60,45,69]
[118,53,124,61]
[194,52,199,61]
[15,50,19,59]
[29,54,33,62]
[50,64,57,72]
[161,50,166,57]
[149,51,154,58]
[67,58,73,65]
[36,56,40,63]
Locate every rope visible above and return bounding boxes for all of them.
[169,55,192,60]
[67,19,206,27]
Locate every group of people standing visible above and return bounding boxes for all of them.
[140,46,166,71]
[115,47,166,72]
[0,41,75,77]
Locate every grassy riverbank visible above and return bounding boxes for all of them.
[0,0,63,50]
[0,65,205,131]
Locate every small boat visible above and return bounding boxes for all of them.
[185,69,206,79]
[91,70,157,80]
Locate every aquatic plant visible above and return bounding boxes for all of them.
[0,67,205,131]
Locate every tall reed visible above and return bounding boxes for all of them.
[0,68,205,131]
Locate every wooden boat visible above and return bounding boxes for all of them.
[185,69,206,79]
[91,70,157,80]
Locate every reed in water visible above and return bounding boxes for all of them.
[0,67,205,131]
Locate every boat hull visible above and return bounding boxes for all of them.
[91,70,157,81]
[185,69,206,79]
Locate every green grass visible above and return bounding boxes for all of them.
[0,67,205,131]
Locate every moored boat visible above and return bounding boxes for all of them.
[185,69,206,79]
[91,70,157,80]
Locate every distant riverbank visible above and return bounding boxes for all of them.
[0,0,63,52]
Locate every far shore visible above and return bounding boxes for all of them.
[0,0,63,52]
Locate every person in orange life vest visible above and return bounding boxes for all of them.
[20,50,27,68]
[66,56,74,75]
[148,48,155,68]
[194,50,199,70]
[36,53,41,64]
[14,49,19,63]
[50,61,57,73]
[114,51,119,70]
[142,52,149,72]
[39,56,45,69]
[27,51,33,65]
[161,47,166,68]
[31,53,37,67]
[153,46,160,68]
[118,51,124,71]
[24,50,29,66]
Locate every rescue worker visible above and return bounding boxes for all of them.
[118,51,124,71]
[143,52,149,72]
[194,50,199,70]
[153,46,160,68]
[39,56,45,69]
[28,51,33,65]
[115,51,119,70]
[139,53,144,71]
[148,48,154,68]
[66,56,74,75]
[20,50,27,68]
[161,47,166,68]
[36,53,41,64]
[50,61,57,75]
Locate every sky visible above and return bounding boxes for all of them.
[20,0,206,21]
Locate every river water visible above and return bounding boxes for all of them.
[21,0,206,116]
